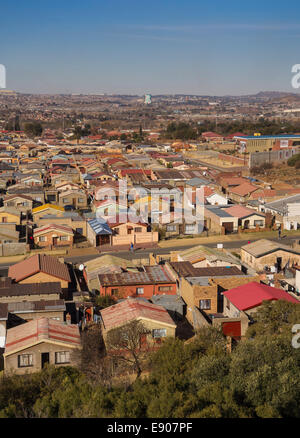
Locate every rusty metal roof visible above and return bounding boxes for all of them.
[98,265,175,287]
[170,261,242,278]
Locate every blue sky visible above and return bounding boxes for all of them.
[1,0,300,95]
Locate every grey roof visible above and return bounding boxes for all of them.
[41,212,84,221]
[151,294,185,306]
[186,277,211,286]
[264,194,300,214]
[88,218,112,235]
[186,177,211,187]
[7,299,65,313]
[205,205,233,218]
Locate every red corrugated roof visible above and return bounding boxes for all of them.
[100,298,176,331]
[223,281,299,311]
[5,317,81,354]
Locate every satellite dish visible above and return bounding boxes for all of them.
[79,264,85,271]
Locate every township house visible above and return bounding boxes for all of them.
[0,224,19,244]
[8,254,71,298]
[87,217,158,248]
[35,212,87,237]
[0,278,62,303]
[58,189,88,209]
[3,194,34,213]
[168,261,258,314]
[204,205,265,235]
[98,265,177,299]
[3,317,81,375]
[32,204,64,221]
[241,239,300,272]
[33,224,74,247]
[223,281,299,319]
[83,254,135,291]
[100,298,176,350]
[0,207,21,225]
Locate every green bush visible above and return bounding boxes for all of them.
[287,153,300,167]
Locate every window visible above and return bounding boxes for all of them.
[39,236,46,242]
[136,287,144,295]
[76,228,83,234]
[199,299,211,310]
[185,224,195,233]
[60,235,68,241]
[158,286,172,292]
[63,198,68,204]
[18,354,33,367]
[78,198,84,203]
[254,220,264,227]
[134,227,142,233]
[167,225,176,232]
[152,329,167,338]
[55,351,70,364]
[111,288,119,296]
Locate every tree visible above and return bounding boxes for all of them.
[14,115,21,131]
[73,126,83,143]
[106,320,150,379]
[24,122,43,138]
[72,323,113,387]
[95,295,116,308]
[246,300,300,339]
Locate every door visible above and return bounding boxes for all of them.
[276,257,282,271]
[41,352,50,369]
[223,222,233,234]
[53,236,58,246]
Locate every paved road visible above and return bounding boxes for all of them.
[0,235,299,274]
[63,235,300,265]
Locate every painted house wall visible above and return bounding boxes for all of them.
[100,282,177,299]
[0,212,20,225]
[34,231,73,247]
[18,272,69,290]
[102,317,176,348]
[241,248,300,271]
[4,342,78,375]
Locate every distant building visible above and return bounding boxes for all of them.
[144,94,152,104]
[234,134,300,153]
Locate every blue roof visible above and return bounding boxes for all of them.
[88,218,112,235]
[235,134,300,140]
